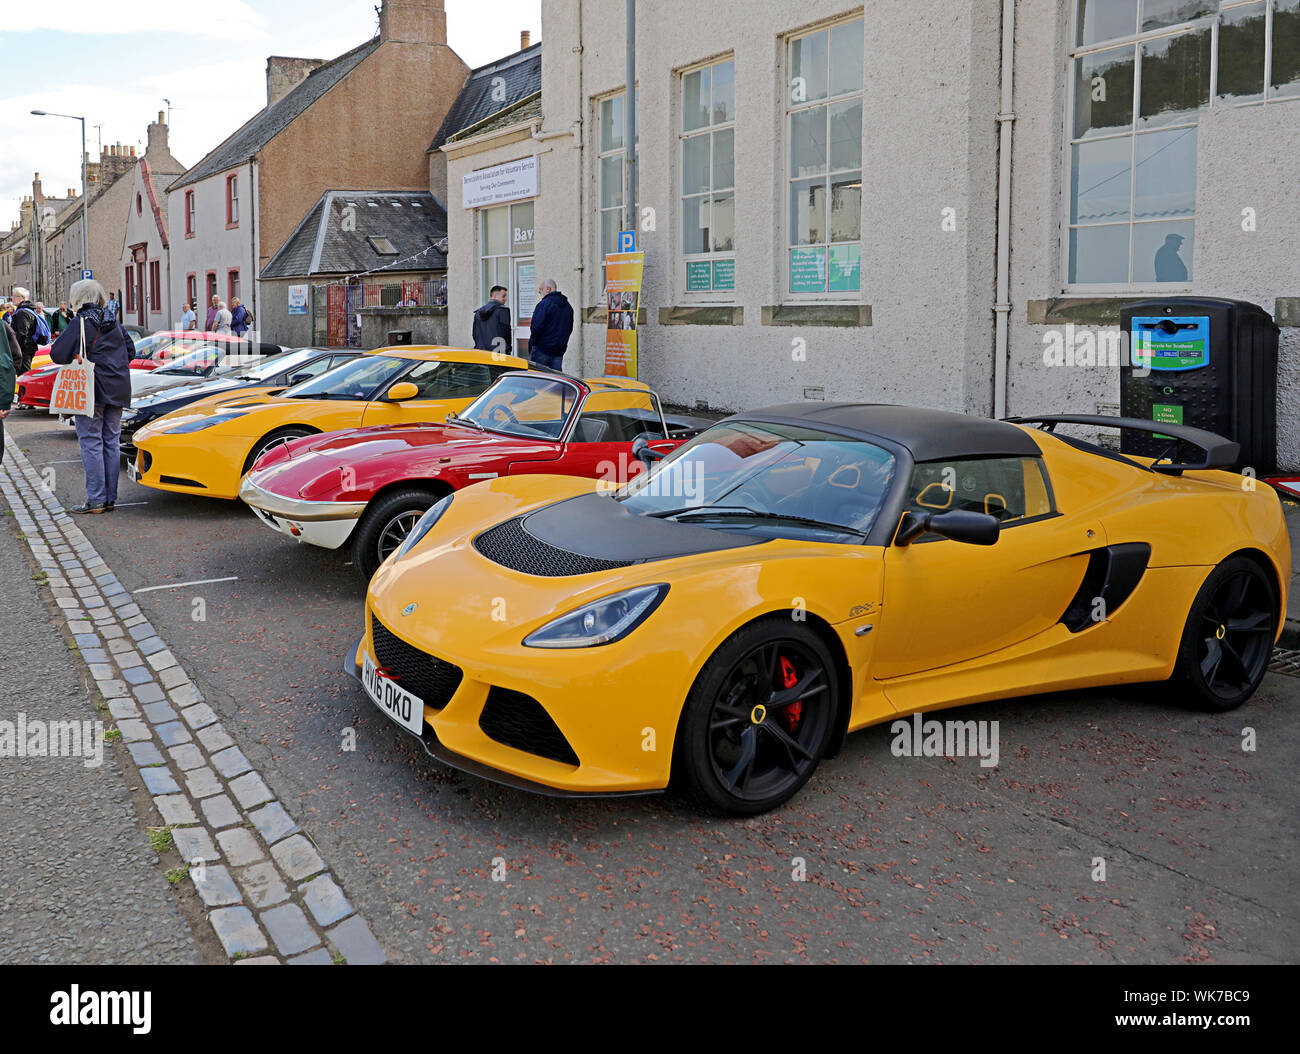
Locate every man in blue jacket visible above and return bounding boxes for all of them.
[527,279,573,370]
[49,279,135,514]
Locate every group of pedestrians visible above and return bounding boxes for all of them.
[472,277,574,370]
[1,280,134,514]
[182,294,252,336]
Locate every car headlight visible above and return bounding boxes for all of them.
[164,411,249,434]
[393,495,453,561]
[522,584,668,649]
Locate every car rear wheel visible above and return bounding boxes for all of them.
[244,427,314,473]
[351,488,442,583]
[675,618,838,815]
[1170,556,1276,712]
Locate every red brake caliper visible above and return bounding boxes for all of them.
[779,655,801,731]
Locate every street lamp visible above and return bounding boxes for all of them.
[31,110,88,292]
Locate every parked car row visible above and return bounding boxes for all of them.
[109,343,1288,814]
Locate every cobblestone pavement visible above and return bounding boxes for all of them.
[0,444,386,964]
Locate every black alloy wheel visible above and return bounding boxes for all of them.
[676,619,837,815]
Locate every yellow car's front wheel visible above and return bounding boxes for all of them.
[675,618,838,815]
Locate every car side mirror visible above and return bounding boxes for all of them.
[631,434,667,468]
[896,509,1000,546]
[289,372,311,385]
[386,381,419,402]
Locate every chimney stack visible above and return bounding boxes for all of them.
[521,29,531,49]
[266,56,326,106]
[379,0,447,45]
[146,110,169,156]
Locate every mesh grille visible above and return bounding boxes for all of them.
[473,517,633,577]
[370,613,463,708]
[479,688,579,766]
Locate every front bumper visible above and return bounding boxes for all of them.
[344,638,657,799]
[131,430,251,498]
[239,476,364,550]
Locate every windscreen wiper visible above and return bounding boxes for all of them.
[666,506,869,538]
[446,414,484,432]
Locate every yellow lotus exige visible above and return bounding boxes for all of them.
[129,347,532,499]
[349,403,1289,815]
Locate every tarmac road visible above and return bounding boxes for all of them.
[6,407,1298,964]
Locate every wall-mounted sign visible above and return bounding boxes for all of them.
[462,156,539,210]
[288,284,309,316]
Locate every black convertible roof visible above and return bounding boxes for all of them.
[734,403,1042,462]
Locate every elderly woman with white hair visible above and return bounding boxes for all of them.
[49,278,135,514]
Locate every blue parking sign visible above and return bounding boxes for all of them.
[81,269,93,280]
[618,230,636,253]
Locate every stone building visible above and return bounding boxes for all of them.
[441,0,1300,465]
[118,115,188,330]
[165,0,469,336]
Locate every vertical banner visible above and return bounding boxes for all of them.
[603,251,644,377]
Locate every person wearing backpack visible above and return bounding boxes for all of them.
[8,287,49,372]
[49,279,135,514]
[230,297,252,337]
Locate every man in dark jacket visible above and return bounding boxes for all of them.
[50,301,73,335]
[3,317,21,376]
[527,279,574,370]
[50,279,136,514]
[472,285,513,353]
[8,287,43,373]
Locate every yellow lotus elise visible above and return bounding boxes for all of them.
[350,404,1289,814]
[129,347,532,499]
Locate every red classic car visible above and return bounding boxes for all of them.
[239,371,708,580]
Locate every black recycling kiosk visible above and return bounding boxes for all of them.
[1119,297,1279,475]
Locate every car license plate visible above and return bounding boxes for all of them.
[126,457,140,482]
[361,651,425,735]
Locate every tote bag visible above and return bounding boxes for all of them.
[49,317,96,418]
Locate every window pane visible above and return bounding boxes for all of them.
[1078,0,1139,45]
[601,96,624,152]
[510,201,534,252]
[789,247,827,293]
[1069,223,1130,283]
[711,193,735,252]
[1273,0,1300,97]
[683,134,710,194]
[1140,0,1213,33]
[600,155,624,208]
[829,19,864,96]
[1138,27,1210,126]
[1073,47,1135,138]
[712,128,734,190]
[829,99,862,170]
[682,196,709,254]
[829,174,862,241]
[790,30,829,103]
[1134,126,1196,218]
[1133,219,1193,282]
[790,106,827,177]
[1070,137,1133,223]
[828,243,860,292]
[1217,3,1266,100]
[482,206,508,256]
[683,68,710,132]
[601,210,621,255]
[789,178,826,245]
[712,60,735,123]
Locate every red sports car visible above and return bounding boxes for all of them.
[239,371,707,579]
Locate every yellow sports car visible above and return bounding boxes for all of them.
[350,404,1289,814]
[129,347,532,499]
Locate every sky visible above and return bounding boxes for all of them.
[0,0,541,230]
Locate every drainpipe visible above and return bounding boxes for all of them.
[249,159,258,341]
[576,0,585,371]
[992,0,1016,420]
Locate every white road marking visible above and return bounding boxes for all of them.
[110,501,149,507]
[134,576,239,594]
[43,459,83,464]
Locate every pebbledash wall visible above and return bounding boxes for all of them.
[445,0,1300,466]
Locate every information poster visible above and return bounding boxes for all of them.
[828,245,861,292]
[604,251,645,377]
[288,284,308,316]
[686,261,711,292]
[789,248,826,293]
[1131,315,1210,371]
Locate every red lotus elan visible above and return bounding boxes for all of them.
[238,371,707,580]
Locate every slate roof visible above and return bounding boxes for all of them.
[446,90,542,144]
[169,37,381,192]
[428,41,542,151]
[260,191,447,279]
